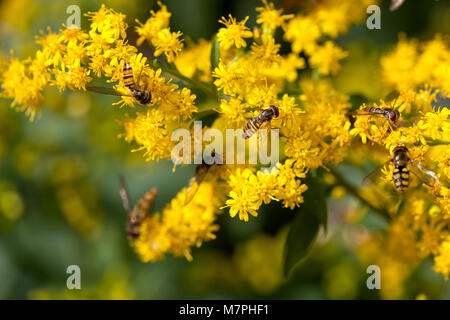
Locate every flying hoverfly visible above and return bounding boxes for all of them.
[86,61,152,105]
[390,0,405,11]
[242,105,279,139]
[119,175,157,241]
[348,90,407,131]
[362,145,439,192]
[184,153,221,205]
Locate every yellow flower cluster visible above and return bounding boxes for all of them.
[1,1,449,280]
[350,64,450,279]
[135,1,183,63]
[223,162,308,222]
[217,15,253,50]
[174,39,212,83]
[129,1,356,259]
[283,80,352,169]
[1,4,195,123]
[381,35,450,95]
[283,0,373,75]
[134,181,223,262]
[210,2,354,221]
[350,89,450,212]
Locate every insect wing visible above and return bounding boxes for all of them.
[390,0,405,11]
[257,121,274,149]
[347,111,381,117]
[184,163,212,205]
[86,86,131,97]
[395,120,410,128]
[362,160,391,187]
[184,177,200,205]
[348,103,385,118]
[119,175,131,212]
[384,90,400,103]
[218,94,231,103]
[409,160,439,186]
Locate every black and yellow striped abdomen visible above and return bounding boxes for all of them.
[243,119,262,139]
[363,106,388,117]
[393,165,409,192]
[241,106,279,139]
[123,61,152,105]
[123,61,135,89]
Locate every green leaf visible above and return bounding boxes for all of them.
[210,35,221,72]
[283,176,328,276]
[304,175,328,231]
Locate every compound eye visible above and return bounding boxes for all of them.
[389,111,397,122]
[272,106,279,118]
[127,227,138,237]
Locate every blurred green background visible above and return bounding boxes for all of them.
[0,0,449,299]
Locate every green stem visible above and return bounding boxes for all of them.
[187,109,218,127]
[425,138,449,146]
[153,59,218,99]
[329,167,391,222]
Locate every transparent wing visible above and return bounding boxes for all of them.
[409,160,440,186]
[218,94,231,103]
[362,160,391,187]
[347,111,384,117]
[256,121,273,151]
[394,120,411,128]
[258,119,272,132]
[184,178,200,205]
[390,0,405,11]
[384,90,400,103]
[348,102,385,118]
[385,90,401,110]
[86,86,131,97]
[118,175,131,212]
[184,164,211,205]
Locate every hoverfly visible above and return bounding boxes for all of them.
[348,90,406,131]
[119,175,157,241]
[242,105,279,139]
[184,153,221,205]
[86,61,152,105]
[390,0,405,11]
[363,145,439,192]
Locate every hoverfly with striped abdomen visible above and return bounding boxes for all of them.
[348,90,407,131]
[119,175,157,241]
[362,145,439,193]
[242,105,279,139]
[87,61,152,105]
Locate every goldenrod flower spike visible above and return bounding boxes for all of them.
[1,1,450,282]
